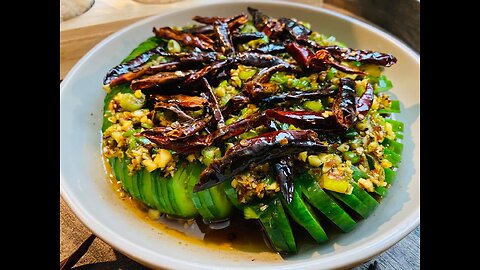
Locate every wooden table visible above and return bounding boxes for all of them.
[60,0,420,269]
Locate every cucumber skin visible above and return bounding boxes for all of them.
[328,191,372,218]
[382,138,403,155]
[150,171,170,212]
[228,185,297,253]
[168,163,198,218]
[164,167,181,214]
[350,181,379,213]
[224,181,243,210]
[155,170,176,214]
[297,173,356,232]
[207,185,234,219]
[125,160,141,201]
[282,181,328,243]
[110,157,233,220]
[140,168,159,209]
[114,158,131,194]
[258,197,297,254]
[101,32,401,245]
[189,162,234,221]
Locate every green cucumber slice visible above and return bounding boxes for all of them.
[382,138,403,155]
[151,171,172,213]
[191,195,215,220]
[378,100,400,114]
[282,181,328,243]
[121,36,165,62]
[351,165,368,180]
[169,163,198,218]
[164,167,183,214]
[102,84,132,132]
[133,168,146,202]
[297,173,356,232]
[188,162,233,220]
[155,171,175,214]
[350,181,379,213]
[124,161,141,200]
[374,186,388,197]
[224,181,242,210]
[384,168,396,184]
[139,167,156,209]
[108,158,117,179]
[207,185,234,219]
[383,148,401,167]
[114,158,132,194]
[188,165,216,221]
[386,119,404,133]
[245,197,297,253]
[375,167,396,197]
[328,191,371,218]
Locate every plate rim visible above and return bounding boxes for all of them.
[60,1,420,269]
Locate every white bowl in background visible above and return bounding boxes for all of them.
[60,1,420,269]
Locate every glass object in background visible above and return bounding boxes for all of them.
[133,0,184,4]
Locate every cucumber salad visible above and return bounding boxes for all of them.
[101,7,402,254]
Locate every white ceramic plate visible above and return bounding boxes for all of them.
[60,1,420,269]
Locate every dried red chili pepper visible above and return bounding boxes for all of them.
[194,130,328,191]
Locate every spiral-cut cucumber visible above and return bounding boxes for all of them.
[101,34,404,254]
[109,157,233,220]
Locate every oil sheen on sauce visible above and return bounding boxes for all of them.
[104,159,275,254]
[104,158,353,258]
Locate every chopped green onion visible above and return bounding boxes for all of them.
[238,130,258,139]
[167,39,181,53]
[302,100,323,112]
[137,137,151,145]
[327,67,337,80]
[225,117,238,125]
[270,72,289,84]
[201,146,221,166]
[218,80,229,87]
[292,77,310,89]
[122,129,134,137]
[141,122,153,128]
[118,93,145,111]
[352,61,362,67]
[239,69,257,81]
[376,75,393,92]
[351,166,368,180]
[240,21,258,33]
[343,151,360,164]
[344,129,358,139]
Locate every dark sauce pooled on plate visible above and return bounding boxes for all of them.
[104,158,357,255]
[105,161,356,257]
[105,159,272,253]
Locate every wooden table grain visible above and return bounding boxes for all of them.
[60,0,419,269]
